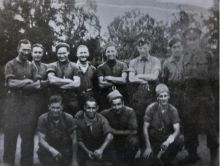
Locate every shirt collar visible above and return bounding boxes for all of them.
[139,55,150,62]
[16,56,27,64]
[83,112,97,127]
[76,60,89,73]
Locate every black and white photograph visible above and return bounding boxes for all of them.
[0,0,219,166]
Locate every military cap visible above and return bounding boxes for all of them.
[183,23,201,38]
[32,43,44,51]
[107,89,123,102]
[55,42,70,52]
[155,83,169,96]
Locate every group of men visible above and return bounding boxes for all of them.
[2,24,218,166]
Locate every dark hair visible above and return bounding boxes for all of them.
[17,39,31,51]
[55,42,70,53]
[168,37,182,48]
[48,95,63,105]
[32,43,44,52]
[110,96,124,104]
[83,96,97,107]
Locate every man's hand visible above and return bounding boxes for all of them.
[87,150,94,159]
[23,79,34,84]
[50,148,62,160]
[142,147,153,159]
[94,149,103,160]
[160,140,170,151]
[134,148,141,159]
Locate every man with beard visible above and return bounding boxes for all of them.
[75,96,114,166]
[4,39,41,166]
[101,90,139,166]
[31,43,49,116]
[47,42,80,115]
[97,44,128,109]
[37,95,78,166]
[180,25,218,165]
[142,84,183,166]
[75,45,97,108]
[162,36,184,118]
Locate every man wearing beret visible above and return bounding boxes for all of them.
[141,84,183,166]
[162,36,184,118]
[128,38,161,147]
[101,90,139,166]
[75,96,114,166]
[181,25,219,164]
[47,42,80,116]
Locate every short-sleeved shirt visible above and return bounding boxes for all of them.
[101,106,137,131]
[144,102,180,141]
[75,111,112,150]
[129,55,161,75]
[162,56,183,83]
[97,60,128,78]
[32,62,48,81]
[5,58,35,87]
[76,63,96,91]
[47,61,79,79]
[182,49,213,81]
[37,112,77,151]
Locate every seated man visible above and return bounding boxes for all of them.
[101,90,139,166]
[141,84,183,166]
[75,96,114,166]
[37,95,78,166]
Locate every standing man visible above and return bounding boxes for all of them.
[101,90,139,166]
[75,45,97,108]
[162,36,184,117]
[4,39,40,166]
[142,84,183,166]
[181,25,219,164]
[75,96,114,166]
[47,42,80,115]
[31,43,48,116]
[97,44,128,109]
[128,38,161,138]
[37,95,78,166]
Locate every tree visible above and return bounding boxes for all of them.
[107,9,168,60]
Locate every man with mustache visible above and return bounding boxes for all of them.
[101,90,139,166]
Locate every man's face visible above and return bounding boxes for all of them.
[18,43,31,61]
[157,91,170,106]
[77,46,89,63]
[57,47,69,63]
[105,46,117,61]
[185,36,200,51]
[48,102,63,119]
[137,43,150,57]
[84,101,98,119]
[32,47,43,62]
[171,42,183,59]
[111,98,124,114]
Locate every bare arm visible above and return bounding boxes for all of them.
[136,70,160,81]
[129,72,148,84]
[7,78,33,88]
[59,76,80,89]
[48,72,73,86]
[38,131,61,157]
[104,72,127,84]
[143,122,153,158]
[111,128,137,135]
[98,76,113,88]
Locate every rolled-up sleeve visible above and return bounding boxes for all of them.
[101,115,112,136]
[47,63,56,75]
[5,62,15,83]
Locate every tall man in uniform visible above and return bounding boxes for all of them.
[128,38,161,141]
[37,95,78,166]
[31,43,49,116]
[47,43,80,115]
[162,36,184,117]
[75,45,97,108]
[75,96,114,166]
[97,44,128,109]
[4,39,40,166]
[181,25,219,164]
[101,90,139,166]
